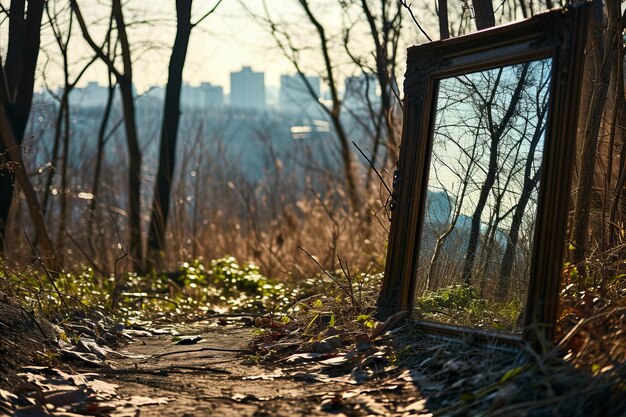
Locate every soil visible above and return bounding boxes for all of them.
[0,299,57,390]
[94,322,420,416]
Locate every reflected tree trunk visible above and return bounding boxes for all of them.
[461,64,529,285]
[498,108,547,296]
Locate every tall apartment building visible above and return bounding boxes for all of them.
[230,66,265,110]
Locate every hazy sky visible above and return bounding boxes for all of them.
[29,0,382,94]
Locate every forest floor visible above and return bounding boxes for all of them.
[3,309,626,417]
[0,310,426,416]
[91,322,422,416]
[1,287,625,416]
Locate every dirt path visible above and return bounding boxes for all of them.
[98,323,421,416]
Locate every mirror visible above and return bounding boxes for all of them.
[414,59,551,333]
[377,5,590,345]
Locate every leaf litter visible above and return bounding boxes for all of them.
[0,366,169,416]
[1,280,624,416]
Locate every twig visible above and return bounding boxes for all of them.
[98,365,231,375]
[148,347,252,360]
[191,0,224,28]
[337,254,357,306]
[352,141,392,196]
[18,305,54,345]
[110,213,128,310]
[398,0,432,41]
[23,230,69,310]
[297,246,353,298]
[547,307,626,360]
[62,229,107,277]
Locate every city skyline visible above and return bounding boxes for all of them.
[27,1,394,96]
[38,66,381,112]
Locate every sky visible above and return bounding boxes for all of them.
[26,0,370,95]
[0,0,543,96]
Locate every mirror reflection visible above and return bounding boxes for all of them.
[414,58,552,333]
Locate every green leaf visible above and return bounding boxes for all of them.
[500,365,525,383]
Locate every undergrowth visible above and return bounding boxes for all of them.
[414,284,523,332]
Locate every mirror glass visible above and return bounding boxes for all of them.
[414,58,552,333]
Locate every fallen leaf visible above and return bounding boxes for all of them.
[354,395,389,415]
[291,373,323,383]
[443,359,471,373]
[318,354,351,367]
[242,371,284,380]
[311,335,344,353]
[285,352,330,364]
[231,393,269,403]
[319,394,346,412]
[355,334,372,351]
[174,336,202,345]
[83,379,118,398]
[13,404,50,416]
[43,389,89,408]
[400,399,427,412]
[122,329,152,338]
[60,350,104,367]
[76,338,110,360]
[370,311,407,340]
[149,328,179,336]
[125,396,169,406]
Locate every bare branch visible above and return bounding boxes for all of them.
[191,0,224,28]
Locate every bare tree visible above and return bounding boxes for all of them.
[473,0,495,30]
[461,63,529,285]
[342,0,403,185]
[570,0,620,272]
[0,0,59,270]
[146,0,223,270]
[72,0,144,271]
[498,63,550,296]
[40,0,98,258]
[255,0,363,209]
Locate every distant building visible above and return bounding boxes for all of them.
[201,82,224,108]
[181,82,224,109]
[69,81,115,108]
[343,73,379,111]
[230,66,265,110]
[142,86,166,105]
[279,73,321,115]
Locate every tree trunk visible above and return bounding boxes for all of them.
[42,91,67,218]
[147,0,193,270]
[88,79,116,258]
[0,0,45,254]
[472,0,495,30]
[438,0,450,39]
[571,0,619,271]
[0,105,59,271]
[112,0,144,272]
